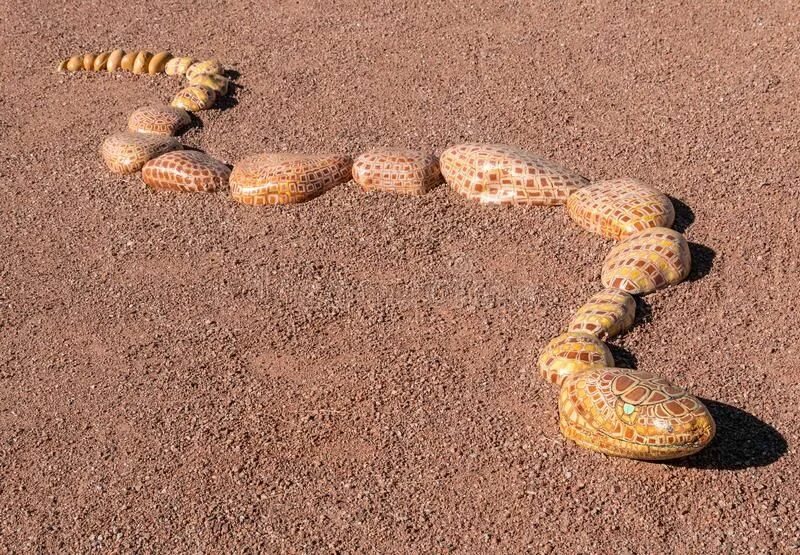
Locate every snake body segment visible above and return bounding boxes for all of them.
[352,149,442,195]
[602,227,691,294]
[101,132,182,174]
[559,368,715,460]
[538,332,614,386]
[439,143,588,205]
[171,85,216,112]
[568,288,636,340]
[230,153,353,205]
[127,105,191,135]
[142,150,230,193]
[567,178,675,240]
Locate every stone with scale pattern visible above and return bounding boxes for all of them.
[101,132,182,174]
[127,105,191,136]
[141,150,230,193]
[230,153,353,205]
[568,288,636,339]
[566,178,675,240]
[559,367,715,460]
[439,143,588,205]
[601,227,691,294]
[538,332,614,386]
[352,148,442,195]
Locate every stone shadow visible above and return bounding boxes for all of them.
[687,242,716,282]
[606,343,638,369]
[215,81,241,112]
[670,399,787,470]
[669,196,695,233]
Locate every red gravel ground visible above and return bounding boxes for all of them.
[1,0,799,552]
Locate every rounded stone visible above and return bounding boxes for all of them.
[165,56,194,76]
[171,85,216,112]
[127,105,191,136]
[148,51,172,74]
[120,52,136,72]
[82,53,96,71]
[567,178,675,240]
[559,367,715,460]
[602,227,691,294]
[101,132,182,174]
[538,332,614,386]
[92,52,110,71]
[132,51,152,74]
[141,150,230,193]
[185,59,223,80]
[439,143,588,205]
[188,73,229,95]
[568,288,636,340]
[230,153,353,205]
[352,148,442,195]
[106,49,125,72]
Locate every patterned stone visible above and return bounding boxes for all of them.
[165,56,194,76]
[101,132,182,174]
[559,367,715,460]
[127,105,191,136]
[568,288,636,339]
[567,178,675,240]
[230,153,353,205]
[352,148,442,195]
[602,227,691,294]
[141,150,230,193]
[188,73,229,95]
[439,143,588,205]
[171,85,216,112]
[186,59,223,80]
[538,332,614,386]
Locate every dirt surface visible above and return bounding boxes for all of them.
[1,0,799,552]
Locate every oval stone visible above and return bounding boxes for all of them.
[127,105,191,136]
[559,367,715,460]
[141,150,230,193]
[171,85,216,112]
[185,59,224,80]
[568,288,636,339]
[165,56,194,76]
[439,143,588,205]
[538,332,614,386]
[567,178,675,240]
[352,148,442,195]
[101,132,182,174]
[601,227,691,294]
[230,153,353,205]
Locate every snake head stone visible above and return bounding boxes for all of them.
[559,367,716,460]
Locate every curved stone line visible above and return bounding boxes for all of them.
[56,48,713,461]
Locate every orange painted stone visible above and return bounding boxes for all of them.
[568,288,636,340]
[439,143,588,205]
[352,148,442,195]
[601,227,691,294]
[101,132,182,174]
[141,150,230,193]
[230,153,353,205]
[566,178,675,240]
[538,332,614,386]
[559,367,715,460]
[127,105,191,136]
